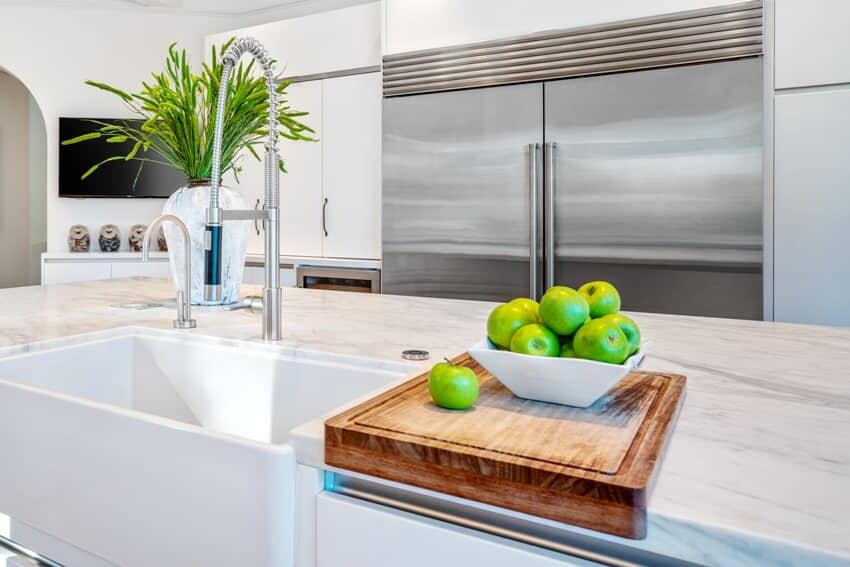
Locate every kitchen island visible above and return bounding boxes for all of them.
[0,278,847,566]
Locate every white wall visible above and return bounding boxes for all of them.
[0,72,46,287]
[28,90,47,277]
[382,0,748,54]
[0,4,233,252]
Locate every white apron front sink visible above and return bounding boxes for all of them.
[0,327,410,567]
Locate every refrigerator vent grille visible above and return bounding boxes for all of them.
[382,0,762,97]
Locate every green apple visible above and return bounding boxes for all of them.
[538,286,590,336]
[507,297,540,322]
[559,337,577,358]
[487,303,535,349]
[573,318,630,364]
[578,281,621,318]
[510,323,560,357]
[428,359,479,410]
[600,313,641,356]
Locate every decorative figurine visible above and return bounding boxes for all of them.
[68,225,90,252]
[98,224,121,252]
[128,224,147,252]
[157,226,168,252]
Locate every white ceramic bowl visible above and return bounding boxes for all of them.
[467,338,647,408]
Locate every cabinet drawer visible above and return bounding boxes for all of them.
[243,266,295,287]
[316,493,598,567]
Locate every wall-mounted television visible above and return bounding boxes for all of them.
[59,117,186,198]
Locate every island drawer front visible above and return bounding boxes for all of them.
[325,354,686,539]
[316,492,596,567]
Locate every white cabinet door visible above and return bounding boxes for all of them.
[774,89,850,326]
[775,0,850,89]
[321,73,381,260]
[281,80,324,257]
[384,0,745,54]
[316,493,598,567]
[42,262,111,285]
[226,80,324,258]
[228,146,267,256]
[205,3,380,78]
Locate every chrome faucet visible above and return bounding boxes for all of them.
[204,37,281,341]
[142,215,196,329]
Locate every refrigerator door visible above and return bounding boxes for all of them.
[382,83,544,301]
[545,58,763,318]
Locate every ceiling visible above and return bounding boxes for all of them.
[0,0,308,15]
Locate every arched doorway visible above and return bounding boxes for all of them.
[0,69,46,288]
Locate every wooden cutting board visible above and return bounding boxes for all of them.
[325,353,685,539]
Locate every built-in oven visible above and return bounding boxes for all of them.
[295,266,381,294]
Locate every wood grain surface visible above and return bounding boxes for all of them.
[325,353,686,539]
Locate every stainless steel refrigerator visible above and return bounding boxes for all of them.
[382,4,764,319]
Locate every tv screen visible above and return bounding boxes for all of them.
[59,117,186,198]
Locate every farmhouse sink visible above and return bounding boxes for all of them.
[0,328,411,567]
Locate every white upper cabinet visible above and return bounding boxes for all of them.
[234,73,380,260]
[227,145,264,255]
[206,3,382,261]
[226,79,323,258]
[280,80,324,258]
[322,73,382,260]
[774,88,850,326]
[383,0,748,54]
[205,2,381,77]
[774,0,850,89]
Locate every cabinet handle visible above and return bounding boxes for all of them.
[330,482,643,567]
[322,197,329,237]
[0,533,63,567]
[253,199,261,236]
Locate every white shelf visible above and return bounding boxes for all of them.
[43,252,380,269]
[42,251,168,262]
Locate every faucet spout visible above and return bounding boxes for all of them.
[203,37,282,341]
[143,214,197,329]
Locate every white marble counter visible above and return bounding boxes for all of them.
[0,278,848,566]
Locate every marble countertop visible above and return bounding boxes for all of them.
[0,278,848,566]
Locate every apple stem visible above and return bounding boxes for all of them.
[443,357,454,366]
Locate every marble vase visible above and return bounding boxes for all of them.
[161,181,249,305]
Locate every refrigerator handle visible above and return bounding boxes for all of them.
[544,142,556,290]
[529,143,542,300]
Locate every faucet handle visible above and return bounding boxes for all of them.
[222,209,268,222]
[226,296,264,314]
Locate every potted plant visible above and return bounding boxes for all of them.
[62,39,315,305]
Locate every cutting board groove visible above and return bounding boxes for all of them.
[325,353,685,538]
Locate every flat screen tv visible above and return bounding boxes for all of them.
[59,117,186,198]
